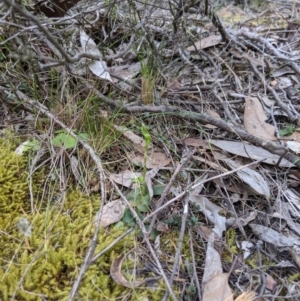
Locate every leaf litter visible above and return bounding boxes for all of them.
[3,0,300,300]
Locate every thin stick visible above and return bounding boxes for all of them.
[147,147,193,235]
[110,179,179,301]
[162,188,190,301]
[91,228,133,263]
[143,159,265,223]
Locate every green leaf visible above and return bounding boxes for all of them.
[122,208,135,227]
[24,140,41,152]
[78,132,88,141]
[112,221,125,229]
[141,123,151,149]
[52,131,88,149]
[279,124,295,137]
[127,187,143,206]
[137,194,151,212]
[15,139,41,155]
[148,228,158,240]
[127,185,151,212]
[153,185,166,195]
[52,133,77,149]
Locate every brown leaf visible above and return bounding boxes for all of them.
[110,170,142,187]
[202,273,232,301]
[95,199,126,228]
[209,140,293,168]
[110,254,145,288]
[130,152,171,168]
[186,35,222,51]
[114,125,147,153]
[156,222,170,233]
[244,97,275,141]
[265,273,277,291]
[184,138,210,148]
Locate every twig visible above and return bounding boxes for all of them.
[109,179,179,301]
[2,0,158,67]
[249,61,298,123]
[162,179,190,301]
[91,228,133,263]
[147,147,193,236]
[188,228,202,300]
[256,240,266,297]
[143,159,265,223]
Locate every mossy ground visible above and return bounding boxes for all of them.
[0,134,168,301]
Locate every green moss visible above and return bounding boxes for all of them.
[289,272,300,281]
[0,134,169,300]
[160,231,195,263]
[225,228,239,255]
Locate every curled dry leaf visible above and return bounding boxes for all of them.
[289,246,300,269]
[80,30,111,81]
[95,199,126,228]
[70,155,83,185]
[189,195,226,237]
[286,141,300,154]
[110,254,145,288]
[265,273,277,291]
[284,188,300,210]
[156,222,170,233]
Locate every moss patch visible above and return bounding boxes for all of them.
[0,135,168,300]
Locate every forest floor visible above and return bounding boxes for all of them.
[1,0,300,300]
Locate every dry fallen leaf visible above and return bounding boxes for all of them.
[216,155,270,200]
[186,35,222,51]
[80,30,111,81]
[156,222,170,233]
[244,97,275,141]
[249,224,300,247]
[114,125,147,153]
[209,140,293,168]
[202,233,223,286]
[203,273,233,301]
[95,199,126,228]
[110,254,145,288]
[189,195,226,237]
[223,291,256,301]
[130,152,171,168]
[184,138,210,148]
[110,170,142,187]
[265,273,277,291]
